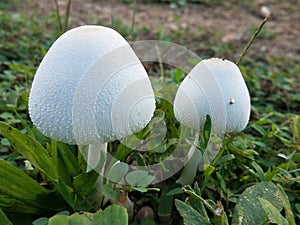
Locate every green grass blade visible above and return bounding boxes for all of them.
[277,184,296,225]
[0,208,13,225]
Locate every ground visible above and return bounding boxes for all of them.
[14,0,300,61]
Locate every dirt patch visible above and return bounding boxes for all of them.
[15,0,300,60]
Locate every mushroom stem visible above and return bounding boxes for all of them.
[86,141,107,172]
[86,141,107,204]
[176,132,201,186]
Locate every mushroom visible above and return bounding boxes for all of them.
[174,58,250,185]
[28,25,155,187]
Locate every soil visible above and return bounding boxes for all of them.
[17,0,299,61]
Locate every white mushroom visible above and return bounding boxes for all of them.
[28,25,155,185]
[174,58,251,185]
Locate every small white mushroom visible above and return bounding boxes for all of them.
[29,25,155,188]
[174,58,251,185]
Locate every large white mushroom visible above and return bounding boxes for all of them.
[174,58,251,185]
[29,25,155,179]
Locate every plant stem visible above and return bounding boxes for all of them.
[236,15,269,66]
[63,0,72,33]
[155,44,165,79]
[54,0,62,32]
[131,0,137,39]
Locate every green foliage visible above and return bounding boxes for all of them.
[175,199,211,225]
[43,205,128,225]
[231,181,283,225]
[0,208,12,225]
[0,1,299,224]
[0,158,64,214]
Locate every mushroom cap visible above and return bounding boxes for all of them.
[173,58,250,133]
[29,25,155,144]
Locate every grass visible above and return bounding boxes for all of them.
[0,1,299,224]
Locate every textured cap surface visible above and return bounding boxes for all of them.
[29,25,155,144]
[174,58,250,133]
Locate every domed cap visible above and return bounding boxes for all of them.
[173,58,250,133]
[29,25,155,144]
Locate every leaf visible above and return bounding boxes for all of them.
[277,184,296,225]
[0,122,58,180]
[32,217,49,225]
[259,198,288,225]
[175,199,211,225]
[0,158,63,214]
[56,178,75,210]
[95,204,128,225]
[102,184,121,200]
[232,181,282,225]
[158,187,174,221]
[186,183,209,221]
[48,215,69,225]
[137,175,155,187]
[48,205,128,225]
[125,170,148,186]
[202,114,212,150]
[69,213,93,225]
[73,170,99,196]
[55,142,79,186]
[0,208,12,225]
[107,162,129,183]
[251,161,265,181]
[166,187,183,196]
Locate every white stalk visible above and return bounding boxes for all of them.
[176,132,200,186]
[86,141,107,173]
[86,141,107,206]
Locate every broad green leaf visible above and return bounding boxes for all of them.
[32,217,48,225]
[0,122,58,180]
[175,199,211,225]
[137,175,155,187]
[0,158,63,214]
[107,162,129,183]
[232,181,282,225]
[125,170,148,186]
[69,213,93,225]
[73,170,98,196]
[102,184,121,200]
[47,205,128,225]
[95,204,128,225]
[259,198,288,225]
[48,215,69,225]
[0,208,12,225]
